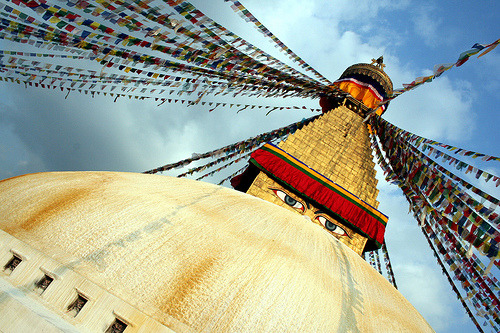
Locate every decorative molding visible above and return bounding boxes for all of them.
[340,63,393,96]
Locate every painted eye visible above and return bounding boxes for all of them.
[271,189,305,212]
[315,216,349,237]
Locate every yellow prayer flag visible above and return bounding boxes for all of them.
[478,42,499,58]
[49,16,61,24]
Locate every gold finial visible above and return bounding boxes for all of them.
[371,56,386,70]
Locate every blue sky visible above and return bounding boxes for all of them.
[0,0,499,332]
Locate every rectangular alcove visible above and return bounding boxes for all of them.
[105,318,128,333]
[67,293,89,317]
[3,254,22,275]
[34,274,54,295]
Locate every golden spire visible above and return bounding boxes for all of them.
[371,56,386,71]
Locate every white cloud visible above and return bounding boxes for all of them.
[395,262,455,331]
[409,4,459,48]
[410,6,441,47]
[476,52,500,94]
[383,75,475,143]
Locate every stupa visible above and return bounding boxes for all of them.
[0,61,434,332]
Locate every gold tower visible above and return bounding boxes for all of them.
[234,60,393,255]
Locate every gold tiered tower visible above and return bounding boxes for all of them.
[239,60,393,255]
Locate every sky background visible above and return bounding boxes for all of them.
[0,0,499,332]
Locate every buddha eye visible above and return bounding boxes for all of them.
[271,189,305,212]
[315,216,349,238]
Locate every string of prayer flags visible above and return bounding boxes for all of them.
[0,74,157,101]
[176,147,250,178]
[375,121,500,258]
[195,151,253,181]
[409,146,499,232]
[379,117,500,163]
[424,206,500,302]
[143,115,320,174]
[1,0,330,103]
[420,143,500,186]
[382,242,398,289]
[373,116,500,186]
[370,113,500,331]
[427,213,500,329]
[143,0,326,89]
[404,130,500,163]
[161,0,320,85]
[0,50,92,60]
[365,246,398,289]
[217,165,248,186]
[375,117,500,209]
[223,0,331,85]
[367,250,378,273]
[0,43,325,101]
[374,249,382,274]
[421,223,492,333]
[384,38,499,101]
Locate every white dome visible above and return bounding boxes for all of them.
[0,172,433,332]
